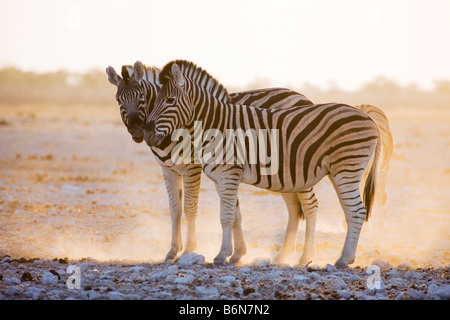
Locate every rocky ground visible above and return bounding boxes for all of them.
[1,253,449,300]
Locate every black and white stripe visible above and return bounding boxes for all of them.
[146,60,382,268]
[106,61,160,143]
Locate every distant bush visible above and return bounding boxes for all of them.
[0,67,114,105]
[0,67,448,109]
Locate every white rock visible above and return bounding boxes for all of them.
[293,291,306,299]
[174,275,194,284]
[47,289,65,300]
[326,275,347,290]
[427,284,450,300]
[177,252,205,266]
[1,256,12,263]
[325,264,336,272]
[390,277,407,289]
[397,261,412,270]
[387,269,398,277]
[4,277,20,285]
[41,272,59,284]
[293,275,309,282]
[247,274,263,282]
[308,272,322,281]
[406,289,426,299]
[336,290,353,300]
[87,290,102,300]
[251,258,270,267]
[32,259,43,266]
[219,275,236,282]
[404,271,421,279]
[127,266,146,273]
[78,261,91,272]
[371,259,391,270]
[347,274,362,281]
[108,291,125,300]
[195,286,219,299]
[6,286,22,296]
[239,266,251,273]
[24,287,43,299]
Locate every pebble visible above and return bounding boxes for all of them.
[251,258,271,267]
[174,275,194,284]
[293,275,309,282]
[1,256,12,263]
[4,277,21,286]
[6,286,22,297]
[195,286,219,298]
[397,261,412,270]
[404,271,421,279]
[325,264,336,272]
[427,284,450,300]
[0,258,447,300]
[24,287,43,299]
[107,291,125,300]
[371,259,391,270]
[177,253,205,266]
[336,290,353,300]
[219,275,236,282]
[41,271,59,284]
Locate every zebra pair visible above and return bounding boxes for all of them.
[107,60,393,268]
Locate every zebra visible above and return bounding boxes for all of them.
[144,60,382,268]
[107,61,392,266]
[107,62,318,264]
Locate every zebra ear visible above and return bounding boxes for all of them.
[106,66,122,86]
[154,67,161,86]
[133,61,145,81]
[171,63,185,87]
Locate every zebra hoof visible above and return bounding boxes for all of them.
[335,256,353,269]
[164,253,178,264]
[213,258,228,267]
[164,257,177,264]
[229,255,242,266]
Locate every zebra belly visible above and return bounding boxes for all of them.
[240,162,328,193]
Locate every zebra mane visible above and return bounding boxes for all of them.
[159,59,230,102]
[121,64,160,86]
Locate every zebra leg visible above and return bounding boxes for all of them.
[181,165,202,255]
[272,193,301,265]
[298,189,318,267]
[229,197,247,265]
[161,168,183,262]
[213,173,242,265]
[329,175,367,268]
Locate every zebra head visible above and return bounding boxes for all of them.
[106,61,160,143]
[144,62,193,147]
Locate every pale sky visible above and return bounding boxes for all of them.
[1,0,449,90]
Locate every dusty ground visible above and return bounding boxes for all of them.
[0,103,449,300]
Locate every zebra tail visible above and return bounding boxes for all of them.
[356,104,394,206]
[363,129,382,221]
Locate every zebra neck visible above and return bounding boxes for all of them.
[142,81,159,115]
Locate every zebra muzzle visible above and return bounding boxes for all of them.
[143,126,165,147]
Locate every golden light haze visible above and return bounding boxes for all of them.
[0,0,449,90]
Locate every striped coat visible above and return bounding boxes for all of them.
[146,60,382,268]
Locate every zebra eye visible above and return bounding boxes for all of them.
[166,97,176,104]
